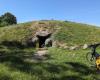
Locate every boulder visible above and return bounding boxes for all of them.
[45,38,52,47]
[52,41,57,47]
[31,37,38,43]
[36,30,51,37]
[26,37,38,47]
[83,44,88,49]
[63,46,69,49]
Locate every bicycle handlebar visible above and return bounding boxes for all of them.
[88,43,100,49]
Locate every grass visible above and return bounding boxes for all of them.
[0,46,100,80]
[0,20,100,80]
[54,21,100,45]
[0,22,33,42]
[0,20,100,46]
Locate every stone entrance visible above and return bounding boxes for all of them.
[35,30,52,48]
[37,35,49,48]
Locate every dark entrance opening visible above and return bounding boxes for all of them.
[37,34,51,48]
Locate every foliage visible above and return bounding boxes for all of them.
[0,16,1,25]
[0,12,17,27]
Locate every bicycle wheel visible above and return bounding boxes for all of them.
[86,52,96,65]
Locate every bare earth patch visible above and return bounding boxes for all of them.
[33,49,48,60]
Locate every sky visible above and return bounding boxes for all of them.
[0,0,100,26]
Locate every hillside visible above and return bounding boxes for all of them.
[0,20,100,80]
[0,20,100,47]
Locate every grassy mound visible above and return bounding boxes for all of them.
[0,20,100,47]
[54,21,100,45]
[0,20,100,80]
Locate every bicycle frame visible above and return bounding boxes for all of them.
[88,43,100,70]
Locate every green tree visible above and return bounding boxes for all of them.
[0,17,1,26]
[0,12,17,27]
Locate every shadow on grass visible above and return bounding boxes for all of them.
[0,48,34,57]
[0,73,12,80]
[1,41,25,49]
[0,42,98,80]
[0,54,98,80]
[0,40,37,50]
[50,76,85,80]
[65,62,93,75]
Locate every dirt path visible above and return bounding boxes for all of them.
[33,48,49,60]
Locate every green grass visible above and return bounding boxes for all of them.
[0,46,100,80]
[0,22,33,42]
[54,21,100,45]
[0,20,100,46]
[0,20,100,80]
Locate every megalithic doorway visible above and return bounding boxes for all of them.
[37,34,51,48]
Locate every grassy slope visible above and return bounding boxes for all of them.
[0,22,33,42]
[54,21,100,45]
[0,21,100,80]
[0,20,100,46]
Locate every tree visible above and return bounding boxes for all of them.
[0,12,17,27]
[0,16,1,23]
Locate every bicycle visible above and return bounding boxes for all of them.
[86,43,100,70]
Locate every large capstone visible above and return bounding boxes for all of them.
[36,30,51,37]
